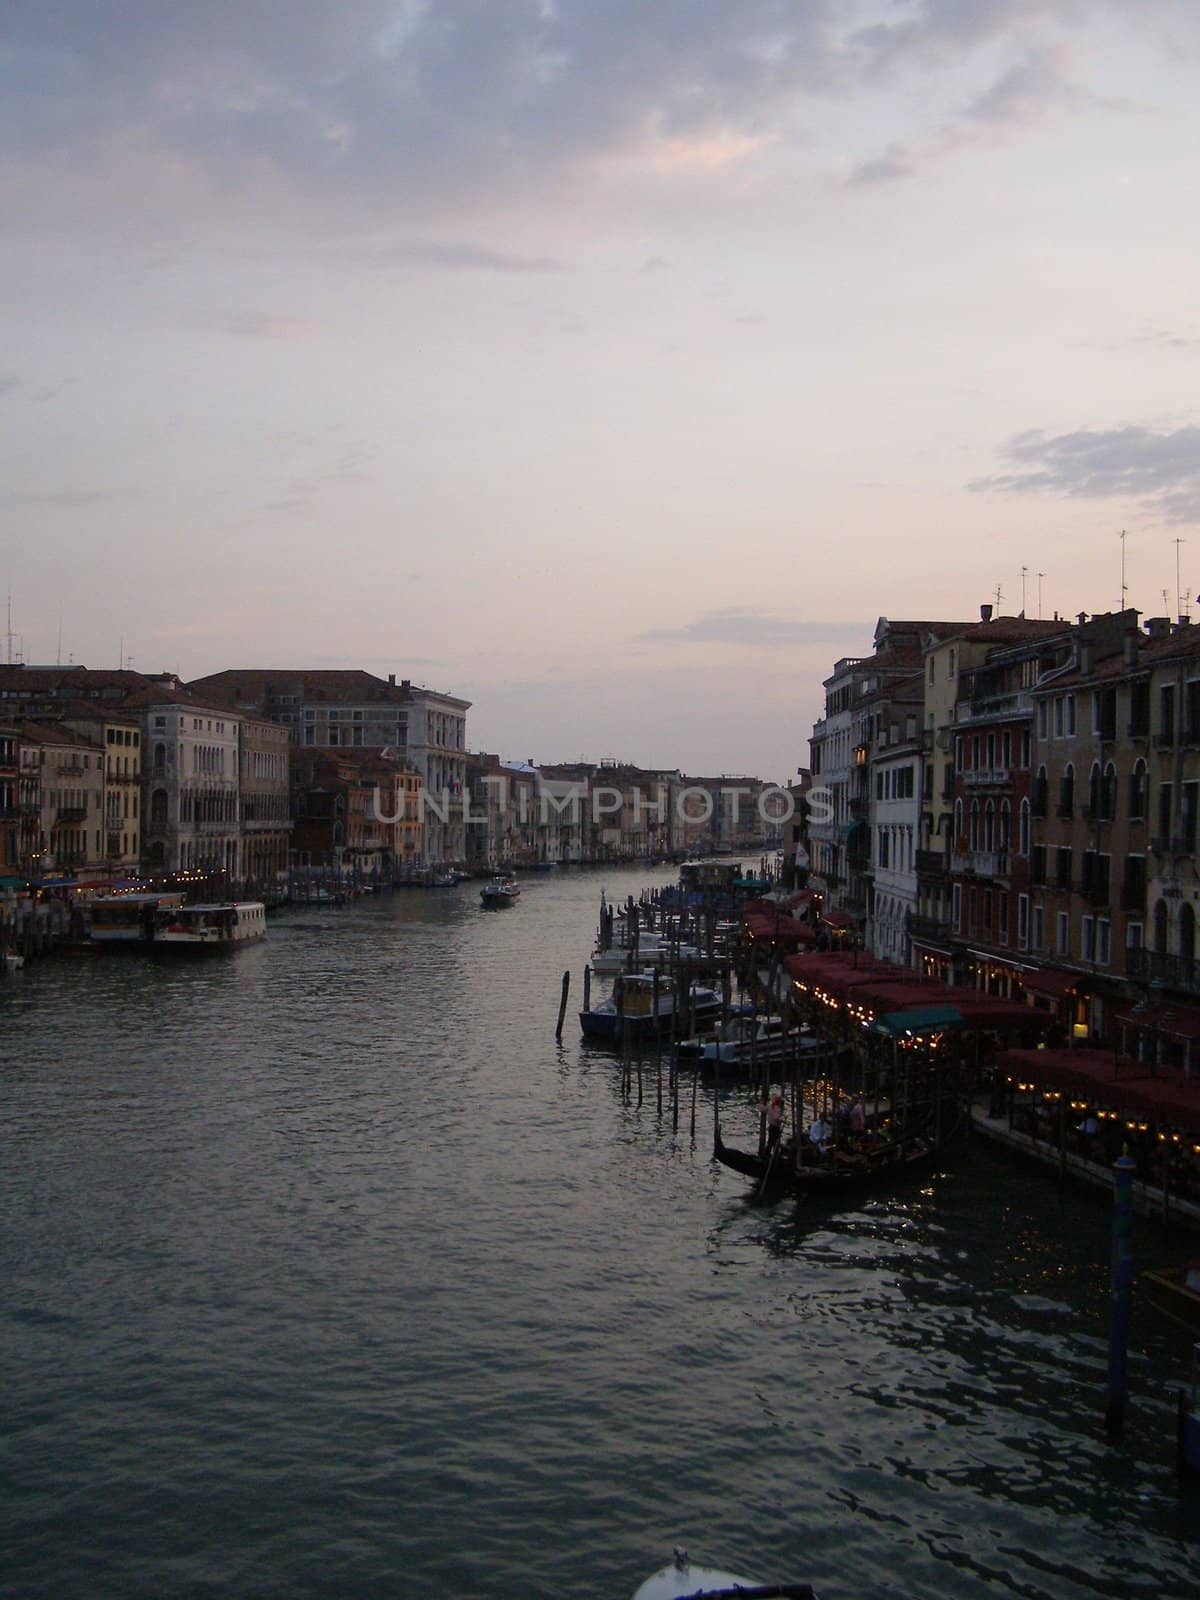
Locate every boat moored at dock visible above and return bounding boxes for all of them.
[580,972,721,1042]
[157,902,267,949]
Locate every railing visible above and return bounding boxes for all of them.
[57,762,85,778]
[954,691,1033,725]
[962,768,1011,788]
[951,849,1009,877]
[54,805,88,823]
[1126,947,1200,994]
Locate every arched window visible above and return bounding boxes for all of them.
[1088,761,1102,816]
[1032,765,1048,817]
[1019,797,1031,856]
[984,799,995,851]
[1181,903,1197,969]
[153,742,166,774]
[150,788,168,824]
[1102,761,1117,821]
[969,799,980,850]
[999,799,1011,850]
[1154,898,1169,955]
[1129,759,1148,820]
[954,798,963,841]
[1059,763,1074,817]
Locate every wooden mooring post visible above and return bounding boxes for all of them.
[555,969,570,1040]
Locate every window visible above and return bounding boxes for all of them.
[1158,781,1173,843]
[1082,915,1095,962]
[1057,911,1070,956]
[1094,686,1117,740]
[1128,759,1148,820]
[1032,766,1048,818]
[1031,844,1046,886]
[1126,921,1143,950]
[1038,700,1049,739]
[998,890,1009,945]
[1020,730,1030,769]
[1054,697,1064,738]
[1065,695,1076,736]
[1058,764,1074,818]
[1096,918,1111,967]
[1032,905,1045,951]
[1018,797,1031,856]
[1018,893,1030,950]
[1160,683,1176,745]
[1056,846,1072,890]
[1129,680,1150,737]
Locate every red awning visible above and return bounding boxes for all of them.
[997,1046,1200,1134]
[1116,1005,1200,1043]
[820,910,856,930]
[1020,967,1079,1000]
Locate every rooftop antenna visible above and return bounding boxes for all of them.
[56,614,63,667]
[1176,537,1188,620]
[1120,529,1128,611]
[1020,566,1028,616]
[994,582,1003,612]
[1037,572,1045,621]
[5,591,12,666]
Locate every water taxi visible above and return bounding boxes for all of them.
[579,972,721,1042]
[480,878,520,908]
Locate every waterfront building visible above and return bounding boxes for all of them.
[807,619,957,938]
[865,675,923,964]
[912,613,1066,985]
[290,748,422,876]
[132,686,240,879]
[236,716,292,894]
[189,670,470,865]
[7,721,105,881]
[0,725,21,880]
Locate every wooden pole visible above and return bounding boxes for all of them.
[555,969,570,1040]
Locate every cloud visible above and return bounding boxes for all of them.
[4,2,1184,226]
[641,608,870,647]
[970,425,1200,523]
[367,238,565,274]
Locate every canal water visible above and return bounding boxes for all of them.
[2,864,1198,1600]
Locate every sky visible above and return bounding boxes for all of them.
[4,1,1200,781]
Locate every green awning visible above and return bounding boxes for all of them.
[870,1005,965,1038]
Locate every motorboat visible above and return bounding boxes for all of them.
[691,1012,818,1071]
[580,972,721,1042]
[480,877,520,908]
[633,1548,815,1599]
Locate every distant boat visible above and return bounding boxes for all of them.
[480,877,520,908]
[633,1548,815,1599]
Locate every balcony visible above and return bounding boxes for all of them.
[950,849,1010,878]
[906,910,953,941]
[962,768,1011,789]
[54,805,88,823]
[1126,947,1200,995]
[57,762,85,778]
[954,691,1033,725]
[105,771,142,785]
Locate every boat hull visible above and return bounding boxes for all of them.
[714,1130,936,1195]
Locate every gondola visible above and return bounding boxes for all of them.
[713,1127,936,1197]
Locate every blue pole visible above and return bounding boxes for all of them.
[1105,1153,1137,1434]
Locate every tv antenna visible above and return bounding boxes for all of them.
[1037,572,1045,620]
[1176,538,1188,620]
[993,582,1003,612]
[1020,566,1028,616]
[1120,529,1128,611]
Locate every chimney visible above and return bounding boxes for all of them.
[1145,617,1171,640]
[979,603,993,623]
[388,673,395,686]
[1076,612,1088,626]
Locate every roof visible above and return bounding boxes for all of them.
[189,669,471,711]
